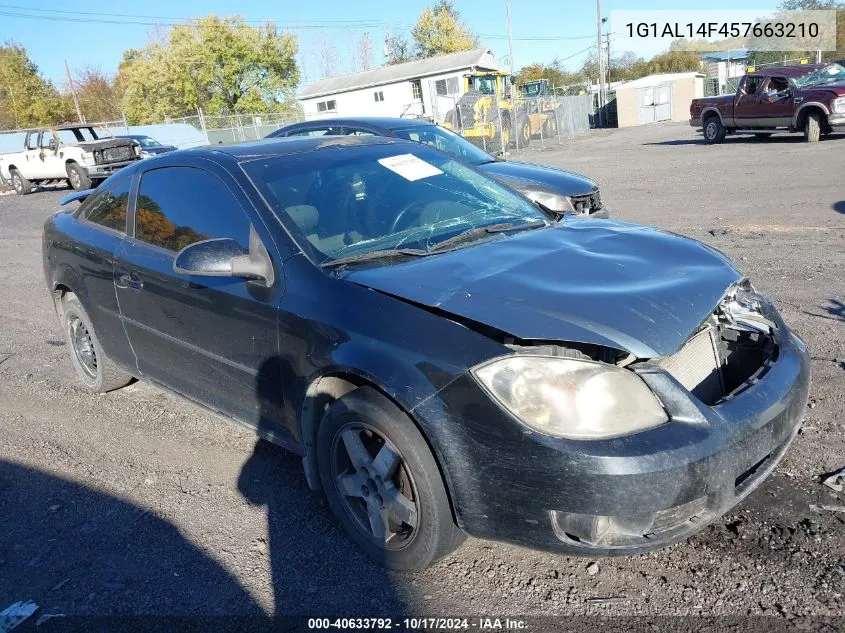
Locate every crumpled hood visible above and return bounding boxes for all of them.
[75,138,137,151]
[343,219,742,358]
[479,160,597,197]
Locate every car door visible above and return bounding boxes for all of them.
[58,175,136,372]
[733,75,766,126]
[113,162,289,437]
[758,76,793,127]
[36,131,61,178]
[21,132,41,178]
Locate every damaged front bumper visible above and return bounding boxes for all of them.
[83,159,138,179]
[415,311,810,556]
[828,113,845,133]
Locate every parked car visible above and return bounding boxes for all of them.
[0,124,141,194]
[268,117,606,218]
[43,136,809,571]
[690,62,845,143]
[117,134,178,157]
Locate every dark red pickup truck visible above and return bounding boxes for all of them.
[690,63,845,143]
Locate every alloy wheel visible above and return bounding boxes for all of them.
[12,174,21,193]
[69,316,97,380]
[330,423,419,550]
[68,169,81,189]
[706,121,717,141]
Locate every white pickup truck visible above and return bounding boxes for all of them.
[0,124,141,195]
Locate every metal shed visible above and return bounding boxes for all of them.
[614,72,705,128]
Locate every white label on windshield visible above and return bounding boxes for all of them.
[377,154,443,181]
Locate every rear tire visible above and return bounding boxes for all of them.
[514,116,531,149]
[804,112,821,143]
[703,116,726,144]
[66,162,92,191]
[61,293,133,393]
[317,386,465,571]
[10,168,32,195]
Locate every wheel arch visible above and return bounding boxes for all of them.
[298,368,463,526]
[700,108,722,124]
[795,103,828,129]
[49,266,86,318]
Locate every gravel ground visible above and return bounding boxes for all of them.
[0,123,843,623]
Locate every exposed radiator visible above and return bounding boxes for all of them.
[658,326,724,404]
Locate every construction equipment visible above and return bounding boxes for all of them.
[442,72,557,152]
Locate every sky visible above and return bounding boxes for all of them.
[0,0,780,91]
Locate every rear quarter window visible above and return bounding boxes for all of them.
[79,178,131,233]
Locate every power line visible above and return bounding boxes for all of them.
[0,7,385,29]
[0,4,603,41]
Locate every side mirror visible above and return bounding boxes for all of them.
[173,225,275,286]
[48,139,58,152]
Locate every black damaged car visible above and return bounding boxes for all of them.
[42,136,810,571]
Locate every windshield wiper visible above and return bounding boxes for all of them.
[428,220,547,252]
[320,248,428,268]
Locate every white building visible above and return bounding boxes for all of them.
[298,48,501,122]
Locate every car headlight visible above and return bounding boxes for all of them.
[472,355,668,440]
[80,151,95,164]
[520,188,574,214]
[832,97,845,114]
[140,150,153,159]
[133,144,142,157]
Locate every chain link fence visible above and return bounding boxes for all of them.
[433,84,592,156]
[1,90,593,177]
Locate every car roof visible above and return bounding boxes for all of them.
[55,123,101,130]
[177,135,413,161]
[278,117,437,133]
[748,64,825,78]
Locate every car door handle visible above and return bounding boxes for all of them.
[117,273,143,291]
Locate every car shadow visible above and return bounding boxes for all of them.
[0,459,262,620]
[645,134,841,147]
[237,357,407,618]
[825,299,845,322]
[833,201,845,215]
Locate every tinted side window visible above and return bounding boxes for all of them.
[743,77,763,95]
[82,178,130,233]
[135,167,250,252]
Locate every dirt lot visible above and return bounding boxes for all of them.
[1,123,844,623]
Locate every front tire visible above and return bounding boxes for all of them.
[317,387,465,571]
[66,162,92,191]
[703,116,726,144]
[10,168,32,195]
[804,112,821,143]
[61,293,133,393]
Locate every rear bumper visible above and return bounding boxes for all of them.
[417,319,810,555]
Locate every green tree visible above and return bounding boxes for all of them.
[117,15,300,124]
[74,66,121,122]
[0,43,72,129]
[411,1,479,59]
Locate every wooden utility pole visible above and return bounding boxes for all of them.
[595,0,604,126]
[64,60,85,124]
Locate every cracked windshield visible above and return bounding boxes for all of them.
[243,143,548,264]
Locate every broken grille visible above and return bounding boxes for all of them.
[658,322,776,406]
[570,190,603,214]
[102,146,134,163]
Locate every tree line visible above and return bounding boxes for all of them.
[1,0,841,129]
